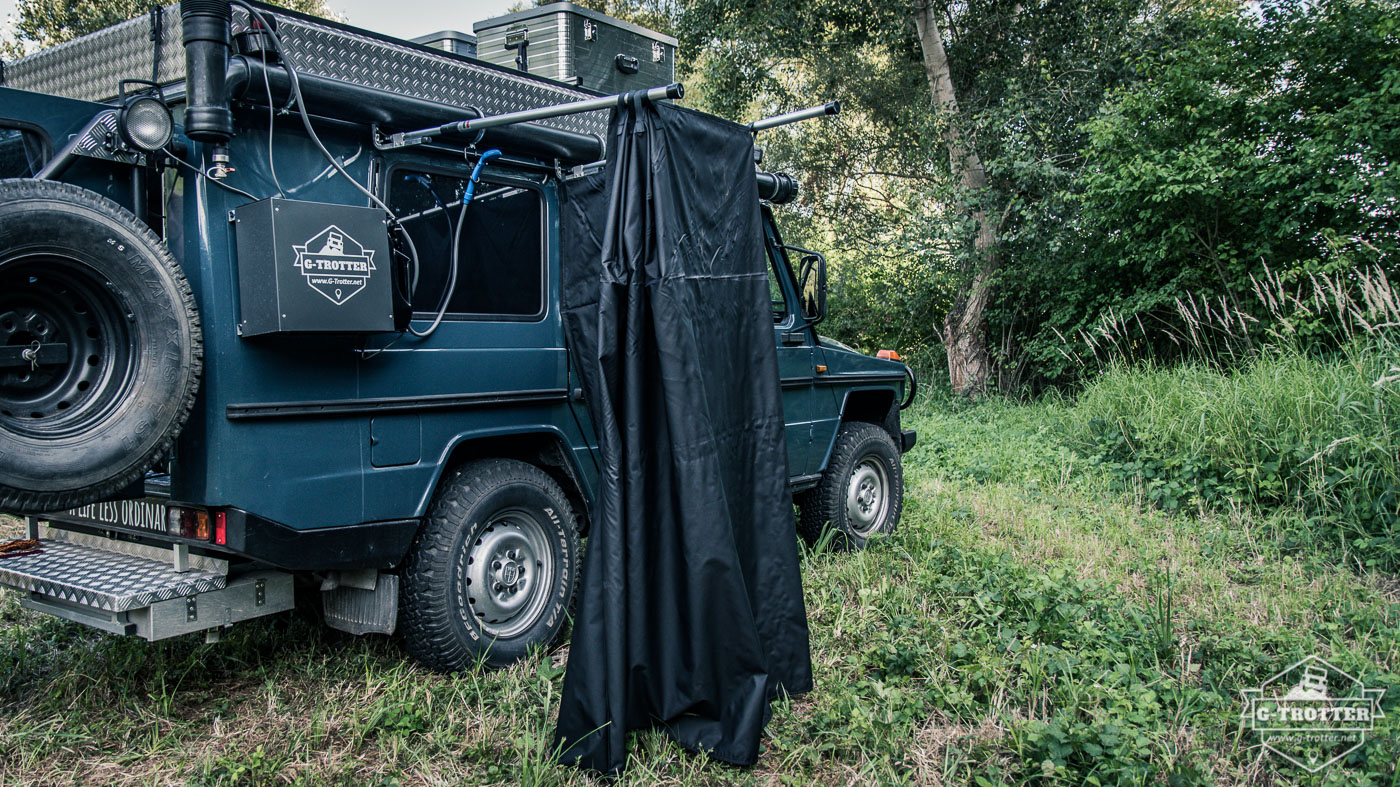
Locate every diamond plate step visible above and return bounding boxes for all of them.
[0,539,225,612]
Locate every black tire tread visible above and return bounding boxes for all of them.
[0,178,202,513]
[399,458,579,672]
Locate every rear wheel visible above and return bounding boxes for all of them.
[399,459,580,671]
[798,421,904,550]
[0,179,201,513]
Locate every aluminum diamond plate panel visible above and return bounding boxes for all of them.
[3,10,184,104]
[4,4,608,138]
[62,110,147,167]
[0,539,225,612]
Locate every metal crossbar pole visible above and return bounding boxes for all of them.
[388,83,685,149]
[747,101,841,133]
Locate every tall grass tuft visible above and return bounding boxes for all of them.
[1061,267,1400,571]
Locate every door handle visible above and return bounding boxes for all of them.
[781,331,805,346]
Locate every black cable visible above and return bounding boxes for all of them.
[358,330,404,360]
[409,149,501,338]
[149,6,164,85]
[168,153,259,201]
[234,4,398,215]
[234,1,425,329]
[261,47,285,198]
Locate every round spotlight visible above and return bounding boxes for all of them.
[118,96,174,152]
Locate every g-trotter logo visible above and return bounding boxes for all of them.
[1241,655,1385,772]
[293,225,376,305]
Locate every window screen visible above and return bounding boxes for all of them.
[389,169,544,318]
[0,126,48,179]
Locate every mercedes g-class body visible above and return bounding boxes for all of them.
[0,1,915,669]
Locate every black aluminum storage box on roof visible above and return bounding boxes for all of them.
[473,2,676,94]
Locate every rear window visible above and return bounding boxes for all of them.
[0,126,49,178]
[388,168,545,319]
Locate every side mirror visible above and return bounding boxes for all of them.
[797,250,827,326]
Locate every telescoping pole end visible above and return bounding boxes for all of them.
[747,100,842,133]
[624,82,684,107]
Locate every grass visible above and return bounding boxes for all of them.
[1,392,1397,786]
[1054,266,1400,572]
[1067,344,1400,572]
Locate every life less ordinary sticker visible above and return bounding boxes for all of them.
[293,225,377,306]
[1241,655,1387,772]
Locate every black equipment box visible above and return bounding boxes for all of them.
[473,2,676,94]
[232,199,395,337]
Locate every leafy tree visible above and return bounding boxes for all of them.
[2,0,331,58]
[609,0,1397,390]
[639,0,1163,391]
[1016,0,1400,378]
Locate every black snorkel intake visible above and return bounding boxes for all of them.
[181,0,234,175]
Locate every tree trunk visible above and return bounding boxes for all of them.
[912,0,998,396]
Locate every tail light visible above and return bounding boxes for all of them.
[166,505,220,541]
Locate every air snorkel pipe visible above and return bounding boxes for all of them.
[181,0,234,173]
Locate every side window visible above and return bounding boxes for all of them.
[388,168,544,319]
[765,242,789,322]
[0,125,49,178]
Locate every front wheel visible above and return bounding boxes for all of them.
[399,459,580,671]
[798,422,904,550]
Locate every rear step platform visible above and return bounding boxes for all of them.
[0,538,226,612]
[0,524,293,641]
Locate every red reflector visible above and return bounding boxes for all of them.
[213,511,227,545]
[877,349,902,361]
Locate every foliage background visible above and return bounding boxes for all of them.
[0,0,330,57]
[573,0,1398,392]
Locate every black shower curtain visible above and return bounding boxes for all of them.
[553,95,813,773]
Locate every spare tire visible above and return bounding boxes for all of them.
[0,179,201,513]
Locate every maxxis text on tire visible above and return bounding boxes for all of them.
[797,421,904,550]
[0,179,202,513]
[399,458,581,671]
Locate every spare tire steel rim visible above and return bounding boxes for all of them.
[0,256,136,439]
[465,508,555,638]
[846,456,890,536]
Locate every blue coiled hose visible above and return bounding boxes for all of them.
[410,148,503,338]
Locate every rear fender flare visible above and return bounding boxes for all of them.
[420,425,590,527]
